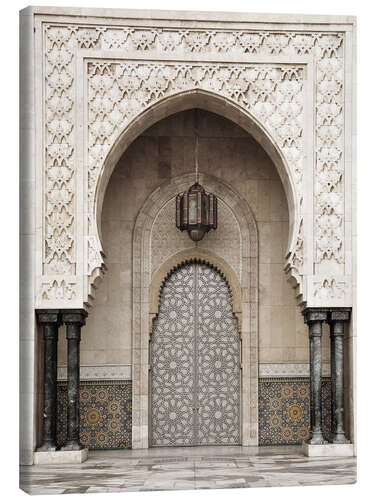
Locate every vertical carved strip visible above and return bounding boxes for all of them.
[315,35,345,268]
[44,25,76,278]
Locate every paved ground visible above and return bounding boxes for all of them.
[20,445,357,495]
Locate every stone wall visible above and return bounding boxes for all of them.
[57,109,331,370]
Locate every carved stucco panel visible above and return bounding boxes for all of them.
[86,59,305,292]
[151,198,241,282]
[37,19,350,308]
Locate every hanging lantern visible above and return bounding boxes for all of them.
[176,183,217,242]
[175,111,218,242]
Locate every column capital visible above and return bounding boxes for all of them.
[327,308,351,323]
[36,309,61,326]
[303,308,328,324]
[61,309,88,326]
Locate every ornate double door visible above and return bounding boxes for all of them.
[150,262,241,447]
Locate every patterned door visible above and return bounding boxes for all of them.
[150,262,241,447]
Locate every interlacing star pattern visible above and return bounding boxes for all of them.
[150,263,241,447]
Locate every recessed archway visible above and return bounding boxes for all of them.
[131,171,258,448]
[94,89,299,268]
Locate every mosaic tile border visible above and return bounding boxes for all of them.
[57,380,132,450]
[258,377,331,446]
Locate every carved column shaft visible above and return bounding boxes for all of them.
[61,310,87,451]
[329,310,351,444]
[304,309,327,445]
[36,310,60,451]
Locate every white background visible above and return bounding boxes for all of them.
[2,0,374,498]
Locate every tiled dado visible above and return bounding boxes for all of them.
[57,380,132,450]
[56,377,331,449]
[259,377,331,446]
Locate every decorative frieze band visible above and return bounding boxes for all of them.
[58,363,331,380]
[57,364,132,381]
[259,363,330,378]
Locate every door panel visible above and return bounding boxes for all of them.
[150,263,240,447]
[150,265,195,447]
[196,265,241,445]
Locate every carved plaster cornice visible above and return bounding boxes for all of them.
[259,362,331,378]
[57,364,132,381]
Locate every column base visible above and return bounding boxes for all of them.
[332,433,350,444]
[302,442,354,457]
[306,432,327,445]
[33,448,88,464]
[61,441,84,451]
[36,442,58,452]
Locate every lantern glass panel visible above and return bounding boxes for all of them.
[189,196,197,223]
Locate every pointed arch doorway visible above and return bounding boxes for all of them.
[150,261,241,447]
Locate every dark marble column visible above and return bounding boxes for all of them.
[328,309,351,444]
[36,310,61,451]
[303,309,328,445]
[61,310,88,451]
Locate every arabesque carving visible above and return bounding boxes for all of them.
[44,26,76,277]
[41,21,346,306]
[151,198,241,281]
[313,278,345,301]
[86,60,305,287]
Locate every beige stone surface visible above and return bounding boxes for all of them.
[302,442,355,458]
[33,449,88,465]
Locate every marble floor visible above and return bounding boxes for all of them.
[20,445,357,495]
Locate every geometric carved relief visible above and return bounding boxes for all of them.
[313,278,345,300]
[86,60,306,297]
[315,54,345,266]
[39,18,349,308]
[151,198,241,281]
[150,262,240,447]
[259,363,331,378]
[44,26,76,276]
[83,57,310,314]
